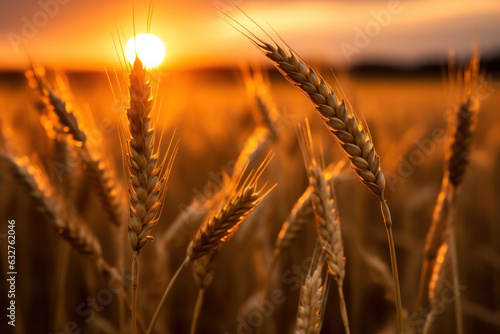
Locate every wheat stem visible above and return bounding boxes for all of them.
[190,288,206,334]
[147,257,189,334]
[382,202,404,333]
[54,242,70,330]
[447,193,463,334]
[338,284,350,334]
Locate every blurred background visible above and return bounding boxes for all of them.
[1,0,500,333]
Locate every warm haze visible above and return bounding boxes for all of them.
[1,1,500,333]
[1,0,500,70]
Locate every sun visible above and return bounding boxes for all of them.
[125,33,166,68]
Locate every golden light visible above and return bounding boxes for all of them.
[125,33,166,68]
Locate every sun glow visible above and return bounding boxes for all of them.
[125,33,166,68]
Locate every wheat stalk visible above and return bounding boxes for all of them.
[147,155,274,333]
[190,250,218,334]
[297,120,350,333]
[125,56,177,334]
[416,179,451,314]
[418,55,479,334]
[233,21,404,331]
[422,243,449,334]
[294,256,329,334]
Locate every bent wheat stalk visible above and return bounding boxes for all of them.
[147,155,274,334]
[445,86,478,334]
[234,21,404,332]
[126,56,177,334]
[418,55,479,334]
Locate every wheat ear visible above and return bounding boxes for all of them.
[273,161,348,258]
[233,126,273,178]
[235,23,404,331]
[1,152,101,258]
[147,155,274,334]
[30,70,86,144]
[126,57,176,251]
[258,162,349,329]
[28,68,125,227]
[445,71,479,334]
[295,256,329,334]
[0,149,147,332]
[298,120,350,333]
[126,57,177,334]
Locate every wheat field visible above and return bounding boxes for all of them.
[0,15,500,333]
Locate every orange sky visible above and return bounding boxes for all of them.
[1,0,499,70]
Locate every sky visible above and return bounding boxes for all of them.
[0,0,499,70]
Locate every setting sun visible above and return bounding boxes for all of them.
[125,33,166,68]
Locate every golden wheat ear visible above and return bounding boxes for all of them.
[187,152,275,261]
[297,119,350,334]
[147,153,275,334]
[126,57,179,252]
[27,66,126,228]
[231,16,404,330]
[446,53,480,189]
[294,249,330,334]
[28,67,86,144]
[241,66,279,139]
